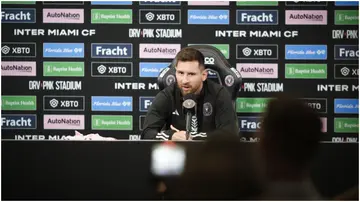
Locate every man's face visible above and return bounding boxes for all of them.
[175,61,207,95]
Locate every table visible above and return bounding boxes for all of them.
[2,140,358,200]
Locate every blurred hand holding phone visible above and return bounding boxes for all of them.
[151,141,186,177]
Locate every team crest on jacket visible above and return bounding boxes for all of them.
[203,102,213,116]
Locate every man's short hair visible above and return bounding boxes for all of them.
[261,94,322,167]
[175,47,205,68]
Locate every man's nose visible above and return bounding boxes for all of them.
[182,75,189,83]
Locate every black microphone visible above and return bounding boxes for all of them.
[182,94,196,140]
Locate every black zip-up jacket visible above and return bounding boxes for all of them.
[141,80,239,140]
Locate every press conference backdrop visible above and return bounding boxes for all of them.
[1,1,359,142]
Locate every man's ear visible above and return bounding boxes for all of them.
[202,69,208,81]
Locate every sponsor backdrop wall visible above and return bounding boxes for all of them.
[1,1,359,143]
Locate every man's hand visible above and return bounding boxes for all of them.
[170,125,192,141]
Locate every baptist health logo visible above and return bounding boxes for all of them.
[188,10,229,24]
[335,10,359,25]
[1,8,36,23]
[91,9,132,24]
[334,118,358,133]
[43,43,84,58]
[91,43,133,58]
[285,45,327,60]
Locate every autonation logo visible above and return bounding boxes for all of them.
[236,10,278,25]
[188,10,229,24]
[236,63,278,79]
[1,61,36,76]
[44,115,84,129]
[286,10,327,25]
[139,43,180,58]
[43,9,84,23]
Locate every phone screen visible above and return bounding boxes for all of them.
[150,142,186,177]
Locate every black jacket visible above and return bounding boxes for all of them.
[141,80,239,140]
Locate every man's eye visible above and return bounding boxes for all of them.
[189,73,195,76]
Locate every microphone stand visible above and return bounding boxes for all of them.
[185,112,192,140]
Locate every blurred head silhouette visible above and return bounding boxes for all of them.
[259,94,323,180]
[171,131,263,200]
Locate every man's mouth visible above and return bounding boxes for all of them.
[182,86,191,91]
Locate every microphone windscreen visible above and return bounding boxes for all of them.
[183,93,196,101]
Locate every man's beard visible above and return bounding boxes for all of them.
[178,84,194,95]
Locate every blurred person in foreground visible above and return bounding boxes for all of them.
[169,131,264,200]
[141,47,238,141]
[259,94,323,200]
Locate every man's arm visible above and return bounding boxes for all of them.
[141,91,175,140]
[192,88,239,140]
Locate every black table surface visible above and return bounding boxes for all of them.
[2,140,358,200]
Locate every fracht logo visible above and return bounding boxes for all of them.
[139,97,155,112]
[1,8,35,23]
[334,45,359,60]
[91,43,133,58]
[238,116,261,132]
[2,114,36,129]
[236,10,278,25]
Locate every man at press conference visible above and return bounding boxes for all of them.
[141,47,238,141]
